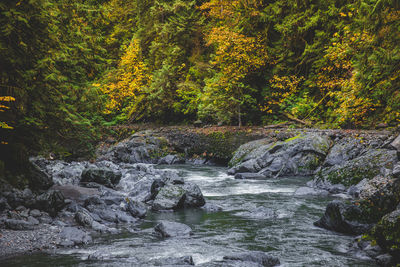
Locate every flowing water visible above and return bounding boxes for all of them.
[3,164,375,266]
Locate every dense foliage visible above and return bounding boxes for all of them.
[0,0,399,170]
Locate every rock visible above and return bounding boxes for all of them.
[223,251,280,267]
[27,216,40,225]
[75,209,94,227]
[34,190,66,216]
[151,256,195,266]
[370,208,400,259]
[38,212,53,224]
[323,138,365,167]
[390,134,400,151]
[201,203,223,212]
[294,187,329,196]
[4,219,35,230]
[84,195,105,207]
[128,177,154,202]
[327,183,346,194]
[0,197,10,212]
[59,227,92,246]
[182,182,205,208]
[158,154,184,165]
[314,200,372,235]
[229,134,331,178]
[154,220,193,238]
[126,199,147,218]
[315,149,398,186]
[234,173,265,180]
[375,254,393,266]
[81,167,122,188]
[152,184,186,211]
[52,184,100,203]
[393,163,400,178]
[28,161,54,191]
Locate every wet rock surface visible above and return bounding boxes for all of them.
[154,220,193,238]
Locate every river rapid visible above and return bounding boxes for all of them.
[3,164,375,266]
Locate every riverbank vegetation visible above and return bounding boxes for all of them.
[1,0,399,165]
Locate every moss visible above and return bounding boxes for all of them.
[284,133,302,143]
[370,209,400,256]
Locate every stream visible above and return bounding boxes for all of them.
[3,164,375,266]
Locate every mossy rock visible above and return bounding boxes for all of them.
[371,208,400,258]
[316,149,398,187]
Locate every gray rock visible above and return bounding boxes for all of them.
[59,227,92,246]
[151,256,195,266]
[315,149,398,186]
[154,220,193,238]
[4,219,35,230]
[314,200,372,235]
[375,254,393,266]
[34,190,66,216]
[201,203,223,212]
[234,173,265,180]
[393,163,400,178]
[81,167,122,188]
[126,199,147,218]
[182,182,205,208]
[28,161,54,191]
[390,134,400,151]
[323,138,365,167]
[75,209,94,227]
[294,187,329,196]
[27,216,40,225]
[152,184,186,211]
[158,154,184,165]
[223,251,280,267]
[229,134,331,178]
[0,197,10,212]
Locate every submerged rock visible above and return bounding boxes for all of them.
[223,251,280,267]
[151,256,195,266]
[154,220,193,238]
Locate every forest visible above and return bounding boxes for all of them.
[0,0,399,167]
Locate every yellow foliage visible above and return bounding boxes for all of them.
[0,95,15,129]
[100,39,151,117]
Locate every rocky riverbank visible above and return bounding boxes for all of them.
[1,127,400,266]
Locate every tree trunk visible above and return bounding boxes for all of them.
[238,104,242,128]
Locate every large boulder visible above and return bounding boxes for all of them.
[315,149,398,186]
[126,199,147,218]
[314,200,372,235]
[80,167,122,188]
[152,184,186,211]
[223,251,280,267]
[97,132,170,164]
[228,134,332,178]
[154,220,193,238]
[182,182,205,208]
[371,208,400,263]
[322,137,366,167]
[28,161,53,191]
[34,190,66,216]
